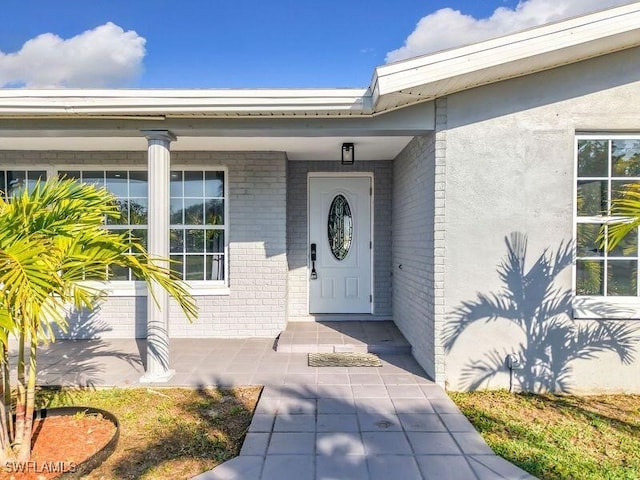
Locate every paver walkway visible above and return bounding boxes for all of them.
[35,337,536,480]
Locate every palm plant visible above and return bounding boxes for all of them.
[0,177,196,462]
[603,183,640,252]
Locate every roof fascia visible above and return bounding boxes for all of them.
[2,4,639,119]
[372,2,640,98]
[0,88,373,117]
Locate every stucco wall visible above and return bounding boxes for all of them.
[0,150,288,339]
[392,134,437,379]
[441,47,640,393]
[286,160,393,321]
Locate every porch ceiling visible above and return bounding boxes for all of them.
[0,101,431,160]
[0,135,414,161]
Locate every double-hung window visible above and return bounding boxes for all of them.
[170,170,227,283]
[60,168,228,287]
[575,136,640,298]
[0,170,47,198]
[58,170,148,281]
[4,166,228,291]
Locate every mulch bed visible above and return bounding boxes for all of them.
[2,415,115,480]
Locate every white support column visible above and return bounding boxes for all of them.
[140,130,176,383]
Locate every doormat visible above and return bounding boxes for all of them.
[308,352,382,367]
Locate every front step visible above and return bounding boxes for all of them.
[276,321,411,354]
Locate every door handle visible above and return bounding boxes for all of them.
[310,243,317,280]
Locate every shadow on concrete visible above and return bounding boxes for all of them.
[37,314,142,388]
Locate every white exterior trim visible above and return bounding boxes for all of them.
[0,89,371,117]
[1,4,639,118]
[80,282,231,297]
[372,3,640,111]
[573,296,640,319]
[573,133,640,319]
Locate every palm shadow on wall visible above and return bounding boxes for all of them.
[444,232,640,392]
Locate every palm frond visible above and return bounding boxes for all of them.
[602,184,640,250]
[0,176,198,338]
[459,350,508,390]
[0,240,66,328]
[568,321,639,364]
[443,292,522,353]
[0,176,199,461]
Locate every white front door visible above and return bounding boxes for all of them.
[309,175,372,314]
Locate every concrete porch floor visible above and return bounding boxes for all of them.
[276,321,411,354]
[33,333,536,480]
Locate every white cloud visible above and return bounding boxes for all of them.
[0,22,146,88]
[386,0,632,63]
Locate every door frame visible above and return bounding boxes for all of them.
[307,172,375,315]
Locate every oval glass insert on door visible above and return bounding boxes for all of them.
[328,194,353,260]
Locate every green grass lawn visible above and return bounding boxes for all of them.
[449,390,640,480]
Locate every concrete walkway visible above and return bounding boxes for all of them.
[36,337,536,480]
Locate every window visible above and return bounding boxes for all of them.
[328,194,353,260]
[58,170,148,281]
[4,166,228,289]
[576,137,640,297]
[0,170,47,199]
[170,170,226,282]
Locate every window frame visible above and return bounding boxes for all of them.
[0,163,230,297]
[0,168,48,199]
[58,168,151,283]
[168,167,229,289]
[573,134,640,318]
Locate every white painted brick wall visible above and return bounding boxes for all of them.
[392,131,439,382]
[0,150,288,339]
[286,161,393,321]
[54,297,146,339]
[433,97,447,386]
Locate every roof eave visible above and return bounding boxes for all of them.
[371,1,640,111]
[1,3,639,119]
[0,88,374,118]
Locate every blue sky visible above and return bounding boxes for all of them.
[0,0,629,88]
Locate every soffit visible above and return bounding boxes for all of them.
[0,136,414,161]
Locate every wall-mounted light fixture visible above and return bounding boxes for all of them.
[341,143,355,165]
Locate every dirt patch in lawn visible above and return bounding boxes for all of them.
[17,386,262,480]
[3,414,115,480]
